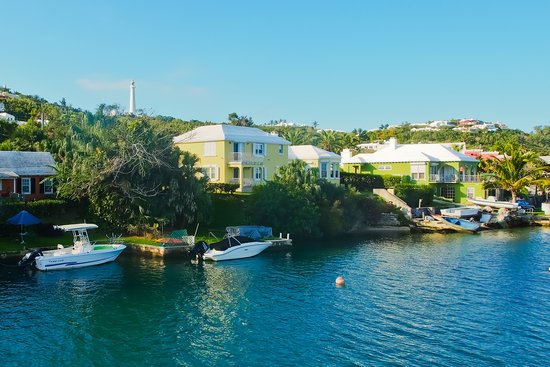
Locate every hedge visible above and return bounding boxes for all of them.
[393,184,435,207]
[341,172,410,191]
[0,199,70,221]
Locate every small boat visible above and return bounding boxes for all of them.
[467,197,519,209]
[189,235,271,262]
[440,206,480,218]
[441,217,480,233]
[18,223,126,271]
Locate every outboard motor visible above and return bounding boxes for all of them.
[18,249,43,268]
[189,241,209,262]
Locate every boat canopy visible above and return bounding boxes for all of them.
[55,223,99,232]
[210,236,255,251]
[226,226,272,240]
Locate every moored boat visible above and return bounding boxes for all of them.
[18,223,126,271]
[440,206,480,218]
[441,217,480,233]
[467,197,519,209]
[189,235,272,262]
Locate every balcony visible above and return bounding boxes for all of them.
[429,174,480,183]
[228,152,264,166]
[429,174,458,183]
[461,174,479,182]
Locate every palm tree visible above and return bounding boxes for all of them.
[481,144,550,203]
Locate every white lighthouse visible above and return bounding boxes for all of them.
[129,80,136,115]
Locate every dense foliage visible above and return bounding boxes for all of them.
[393,184,435,207]
[480,144,550,202]
[248,161,404,238]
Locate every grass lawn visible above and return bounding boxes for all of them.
[0,231,158,253]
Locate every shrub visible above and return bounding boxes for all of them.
[394,184,434,207]
[381,175,405,188]
[206,183,240,194]
[340,172,384,191]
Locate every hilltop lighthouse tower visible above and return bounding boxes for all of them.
[129,80,136,115]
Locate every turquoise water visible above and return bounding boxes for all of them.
[1,228,549,366]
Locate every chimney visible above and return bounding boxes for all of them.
[388,137,397,149]
[341,148,353,162]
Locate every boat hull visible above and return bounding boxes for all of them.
[441,217,480,233]
[467,197,518,209]
[35,245,126,271]
[203,241,271,261]
[440,206,480,218]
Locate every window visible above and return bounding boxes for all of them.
[253,143,265,157]
[201,166,218,182]
[254,167,263,181]
[441,187,455,200]
[22,178,31,194]
[44,179,54,194]
[320,162,328,178]
[377,165,392,170]
[410,163,426,180]
[204,142,216,156]
[278,144,284,155]
[233,168,239,179]
[466,187,475,199]
[0,180,2,191]
[332,163,340,178]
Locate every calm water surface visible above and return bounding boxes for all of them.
[1,228,549,366]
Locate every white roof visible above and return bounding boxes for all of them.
[0,151,56,176]
[55,223,99,232]
[173,124,291,145]
[289,145,341,160]
[540,156,550,164]
[344,143,478,164]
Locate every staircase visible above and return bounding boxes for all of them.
[373,188,412,219]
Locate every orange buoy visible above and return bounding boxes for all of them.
[335,276,345,286]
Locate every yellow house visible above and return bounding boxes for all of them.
[288,145,341,184]
[173,125,291,192]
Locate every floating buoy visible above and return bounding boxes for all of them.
[335,276,345,286]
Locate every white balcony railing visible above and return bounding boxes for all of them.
[229,152,264,165]
[429,174,458,183]
[461,174,479,182]
[430,174,479,183]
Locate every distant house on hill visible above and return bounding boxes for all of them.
[341,138,483,203]
[288,145,341,184]
[0,151,56,201]
[173,125,291,193]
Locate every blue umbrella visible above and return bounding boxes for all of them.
[7,210,41,244]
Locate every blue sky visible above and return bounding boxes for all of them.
[1,0,548,132]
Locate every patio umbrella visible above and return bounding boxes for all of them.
[7,210,41,244]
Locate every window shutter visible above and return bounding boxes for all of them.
[40,180,45,194]
[31,178,36,193]
[17,178,21,193]
[263,167,268,181]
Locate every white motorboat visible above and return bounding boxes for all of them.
[467,197,519,209]
[190,235,272,262]
[19,223,126,271]
[440,206,480,218]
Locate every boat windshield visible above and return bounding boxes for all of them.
[72,229,91,246]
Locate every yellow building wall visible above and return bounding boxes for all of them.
[176,140,290,183]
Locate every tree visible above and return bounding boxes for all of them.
[55,118,211,232]
[227,112,254,127]
[480,144,550,202]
